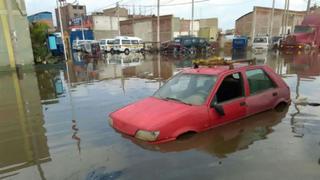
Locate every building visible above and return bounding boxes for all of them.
[27,11,54,28]
[0,0,34,69]
[55,3,86,31]
[120,15,176,42]
[235,6,305,41]
[198,18,219,41]
[103,7,129,17]
[86,8,128,40]
[120,15,218,43]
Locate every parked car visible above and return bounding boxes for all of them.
[161,36,212,54]
[99,39,114,52]
[112,36,144,54]
[109,59,291,143]
[81,40,101,56]
[252,36,271,52]
[271,36,282,49]
[72,40,92,51]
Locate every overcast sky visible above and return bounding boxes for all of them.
[25,0,311,30]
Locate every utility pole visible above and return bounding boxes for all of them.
[307,0,312,13]
[132,4,135,36]
[3,0,16,68]
[81,15,85,40]
[191,0,194,36]
[285,0,290,35]
[117,2,120,36]
[269,0,275,37]
[281,0,288,38]
[56,0,68,62]
[157,0,160,50]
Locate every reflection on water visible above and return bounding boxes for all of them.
[0,50,320,179]
[0,72,50,179]
[131,108,288,158]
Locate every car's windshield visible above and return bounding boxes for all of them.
[294,25,314,33]
[253,37,267,43]
[153,73,216,105]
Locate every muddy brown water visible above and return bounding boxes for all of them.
[0,51,320,180]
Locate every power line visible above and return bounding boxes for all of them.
[121,0,209,7]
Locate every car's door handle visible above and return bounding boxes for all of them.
[272,92,278,96]
[240,102,246,106]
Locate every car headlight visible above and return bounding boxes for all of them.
[108,117,113,127]
[135,130,160,141]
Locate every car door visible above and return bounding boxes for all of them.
[244,68,279,115]
[208,71,247,127]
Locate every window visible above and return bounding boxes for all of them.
[153,73,217,105]
[253,37,267,43]
[246,69,276,94]
[215,73,244,103]
[107,40,114,44]
[122,40,131,44]
[100,40,106,45]
[131,40,139,44]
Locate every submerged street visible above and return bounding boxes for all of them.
[0,51,320,180]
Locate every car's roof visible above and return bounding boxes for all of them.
[182,64,265,76]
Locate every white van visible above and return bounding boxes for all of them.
[112,36,144,54]
[100,39,114,52]
[72,40,92,51]
[252,36,271,52]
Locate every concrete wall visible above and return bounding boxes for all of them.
[134,21,152,41]
[103,7,128,17]
[93,30,119,40]
[92,16,127,31]
[92,16,127,39]
[199,27,219,41]
[199,18,218,28]
[0,0,34,68]
[235,12,253,37]
[236,6,305,40]
[120,15,173,42]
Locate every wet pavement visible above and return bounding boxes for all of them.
[0,50,320,180]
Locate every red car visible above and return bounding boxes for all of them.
[109,59,291,143]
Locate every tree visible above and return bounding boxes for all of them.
[29,22,49,64]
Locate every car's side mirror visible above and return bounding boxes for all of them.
[211,103,225,116]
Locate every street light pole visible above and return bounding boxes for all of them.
[307,0,311,13]
[117,2,120,36]
[285,0,290,35]
[157,0,160,50]
[269,0,275,37]
[191,0,194,36]
[281,0,288,37]
[56,0,68,62]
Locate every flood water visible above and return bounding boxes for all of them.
[0,50,320,180]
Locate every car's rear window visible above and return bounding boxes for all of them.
[246,69,276,94]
